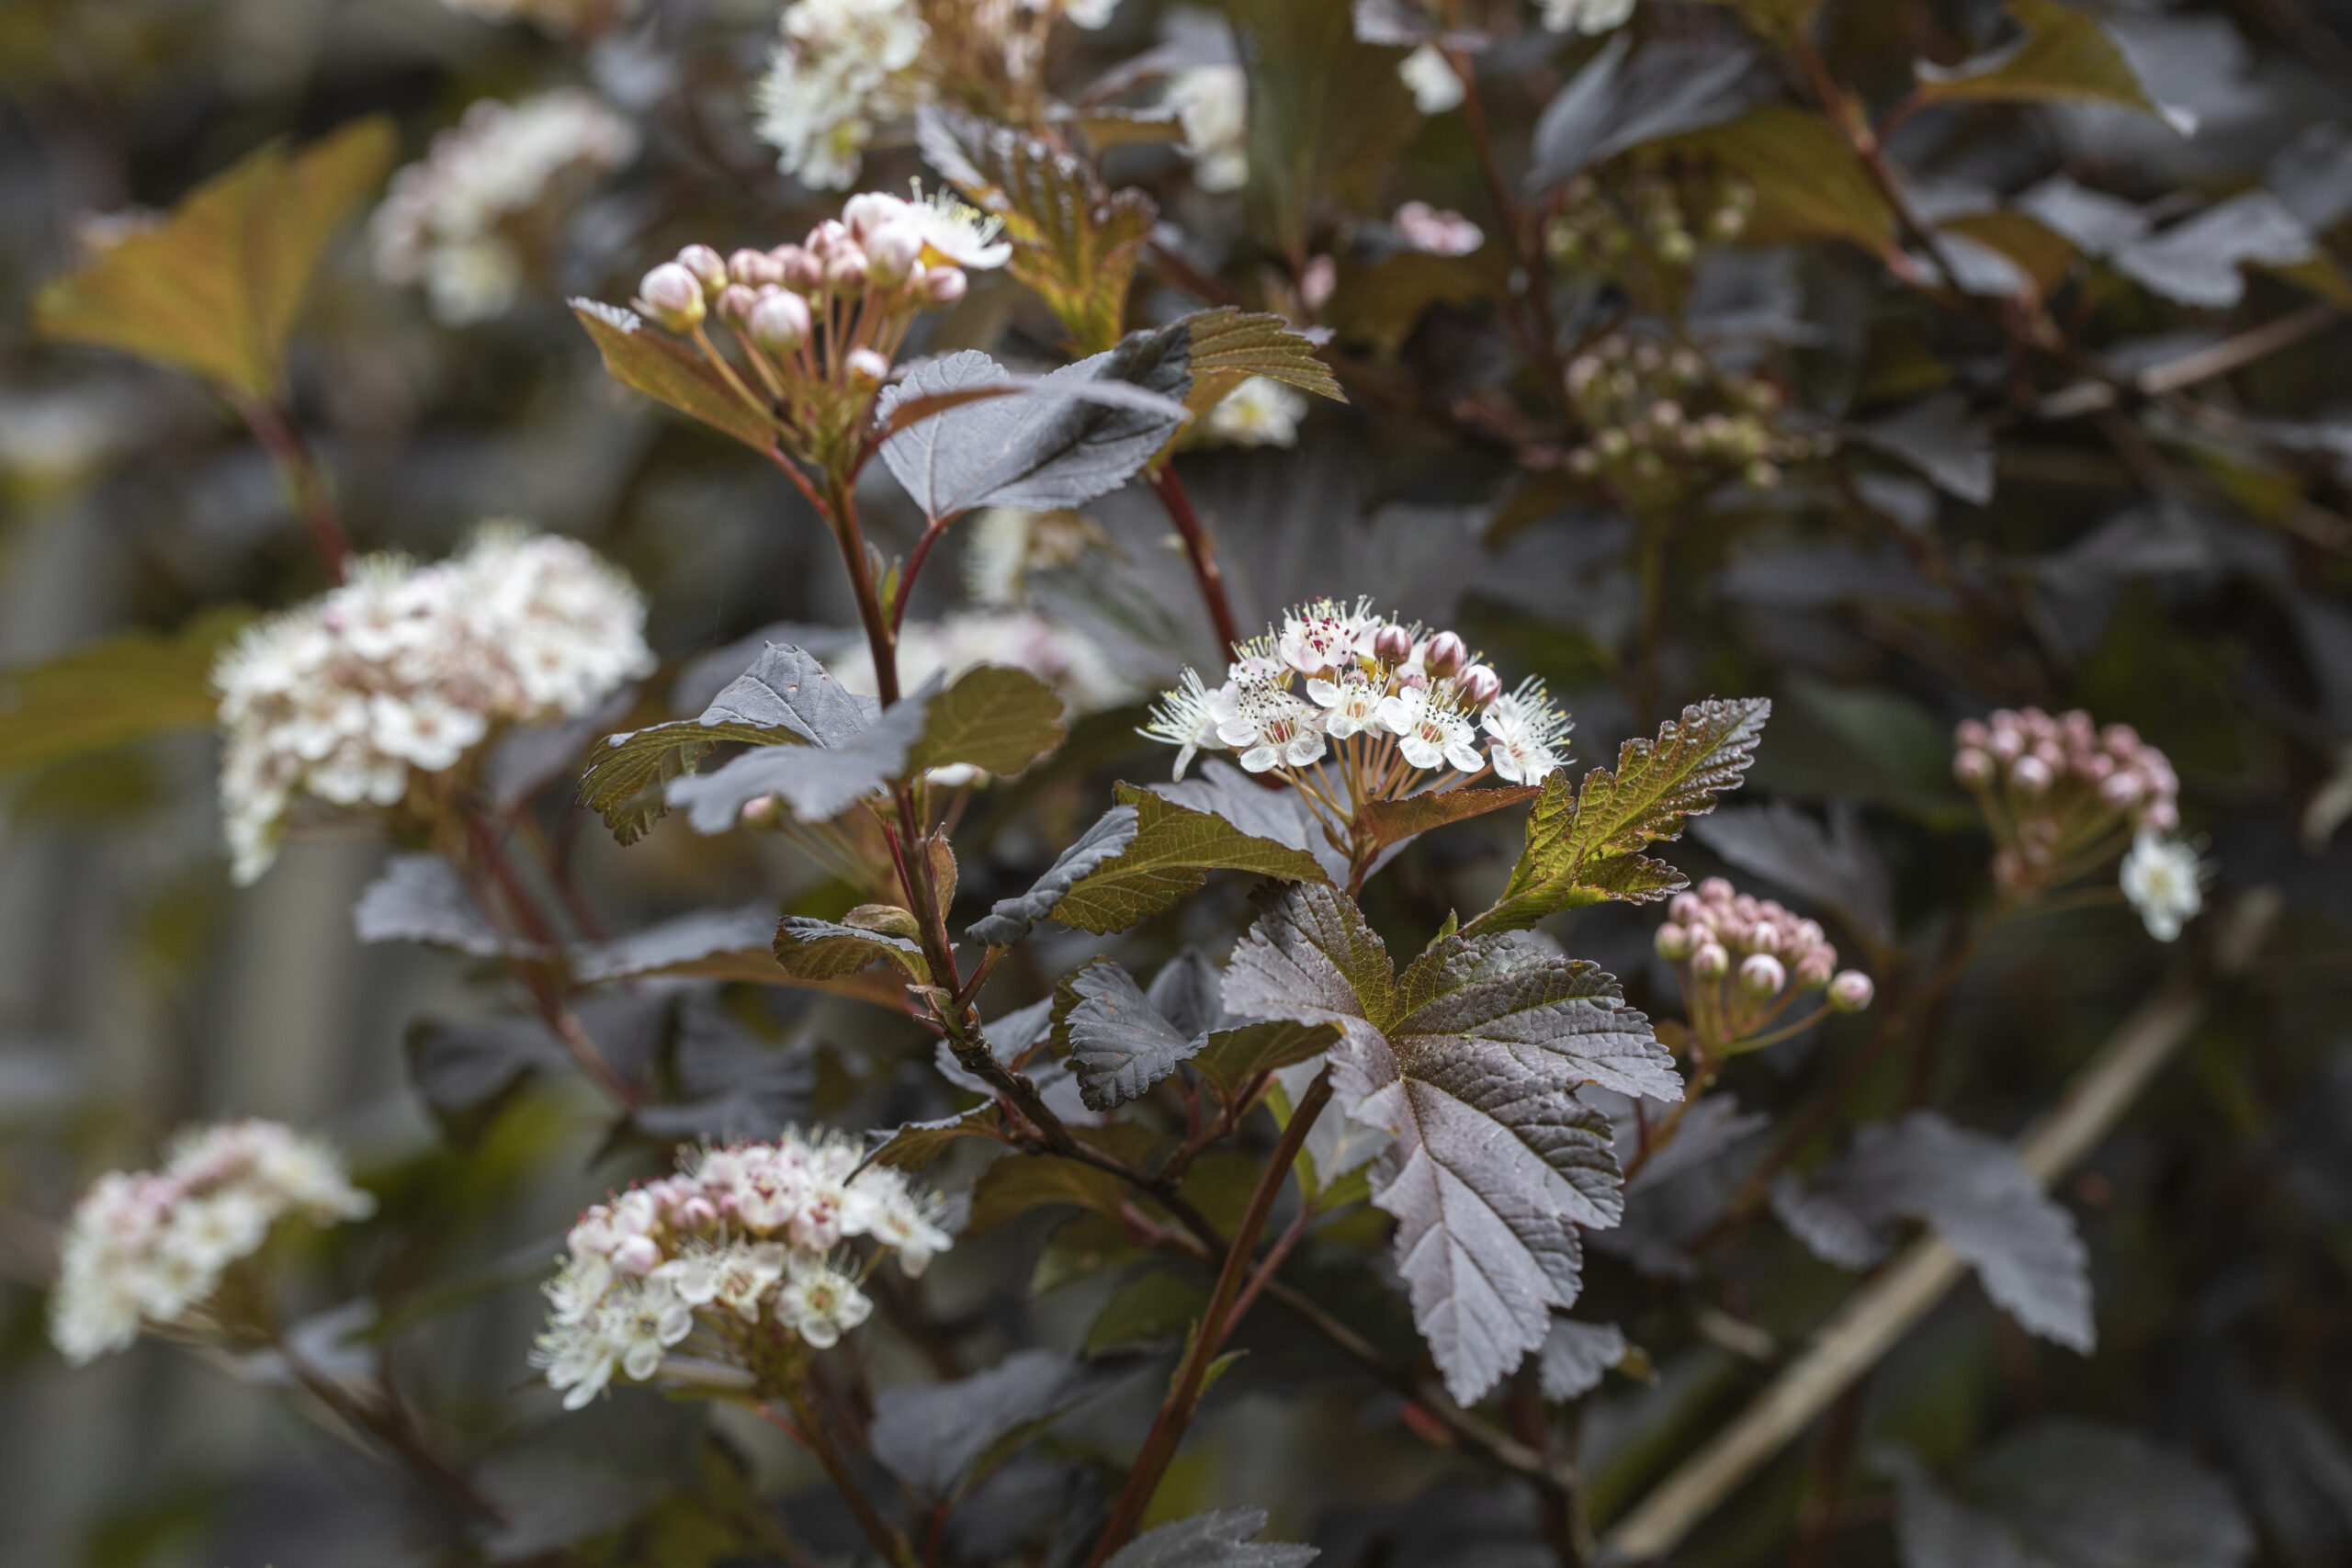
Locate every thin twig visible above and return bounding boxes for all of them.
[769,1391,921,1568]
[1151,466,1243,660]
[231,394,351,580]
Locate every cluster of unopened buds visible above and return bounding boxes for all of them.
[1145,599,1574,829]
[622,188,1009,458]
[1656,880,1873,1056]
[1953,708,2181,898]
[1544,164,1754,274]
[1562,333,1824,492]
[50,1121,375,1367]
[531,1131,950,1410]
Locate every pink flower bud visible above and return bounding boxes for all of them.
[845,346,890,386]
[1654,922,1692,961]
[1692,942,1730,980]
[1732,894,1760,922]
[1747,922,1781,956]
[729,248,780,288]
[1301,253,1337,309]
[865,221,922,286]
[2010,755,2052,794]
[673,1196,718,1228]
[775,244,825,291]
[842,191,901,239]
[1829,971,1874,1012]
[2141,800,2179,833]
[2101,721,2140,754]
[922,265,968,305]
[1424,630,1468,679]
[1669,891,1703,923]
[1458,666,1502,708]
[2098,771,2143,809]
[2062,709,2096,746]
[826,247,870,292]
[1955,718,1989,750]
[1794,949,1835,989]
[1739,953,1786,997]
[1698,876,1733,904]
[612,1234,662,1276]
[739,795,779,826]
[636,263,706,332]
[1954,748,1993,786]
[716,283,758,324]
[748,289,811,355]
[1396,668,1429,693]
[1373,624,1414,664]
[676,243,728,296]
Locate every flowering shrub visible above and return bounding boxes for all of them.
[13,0,2348,1565]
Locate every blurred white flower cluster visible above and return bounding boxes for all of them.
[373,90,639,325]
[1168,62,1248,192]
[1200,378,1307,448]
[1542,0,1636,33]
[532,1132,950,1408]
[50,1121,374,1367]
[1145,599,1573,818]
[754,0,1117,190]
[214,526,655,884]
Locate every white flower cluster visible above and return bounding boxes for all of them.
[215,526,655,884]
[531,1132,950,1408]
[754,0,1118,190]
[1399,45,1464,115]
[1542,0,1636,34]
[1200,377,1308,448]
[51,1121,374,1367]
[1144,600,1572,799]
[373,90,639,326]
[1655,879,1871,1054]
[2120,831,2205,942]
[1168,63,1249,192]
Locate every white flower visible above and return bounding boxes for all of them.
[1306,671,1387,738]
[1399,45,1464,115]
[1142,670,1227,780]
[1376,686,1485,773]
[905,186,1012,269]
[49,1121,373,1367]
[847,1173,953,1276]
[213,526,653,883]
[1212,679,1328,773]
[710,1242,790,1322]
[1064,0,1120,25]
[610,1276,695,1381]
[2120,831,2204,942]
[1201,377,1307,448]
[776,1257,872,1348]
[1168,63,1249,192]
[1394,200,1485,257]
[532,1313,620,1409]
[1277,597,1375,676]
[372,91,639,325]
[1541,0,1637,34]
[754,0,929,190]
[1483,678,1572,784]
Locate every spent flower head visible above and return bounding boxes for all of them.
[531,1130,946,1407]
[50,1120,373,1367]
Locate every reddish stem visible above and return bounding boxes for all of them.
[1151,466,1243,660]
[232,394,351,581]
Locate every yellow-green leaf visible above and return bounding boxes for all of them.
[1181,307,1348,423]
[908,664,1066,777]
[0,607,253,779]
[1051,784,1330,935]
[33,118,395,400]
[1913,0,2191,131]
[571,300,782,455]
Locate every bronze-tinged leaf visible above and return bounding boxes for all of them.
[1354,785,1539,854]
[1674,105,1893,255]
[571,300,782,454]
[34,118,396,399]
[1181,306,1348,420]
[966,1148,1131,1234]
[1049,784,1330,935]
[774,916,929,984]
[865,1107,1005,1172]
[918,107,1158,355]
[1235,0,1420,256]
[908,664,1066,778]
[0,606,254,779]
[1939,210,2077,299]
[1912,0,2192,131]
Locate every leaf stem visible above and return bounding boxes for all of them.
[770,1388,922,1568]
[1086,1070,1334,1565]
[1151,465,1244,660]
[231,393,351,581]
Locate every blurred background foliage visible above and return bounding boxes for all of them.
[3,0,2352,1564]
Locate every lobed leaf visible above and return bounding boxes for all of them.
[1851,392,1996,504]
[1913,0,2195,133]
[1673,105,1893,254]
[918,107,1158,355]
[967,805,1142,947]
[1046,784,1329,936]
[1180,307,1348,424]
[1237,0,1420,257]
[864,1106,1005,1172]
[1528,32,1768,189]
[34,118,395,398]
[1538,1317,1630,1403]
[665,688,932,831]
[1467,698,1768,936]
[1223,884,1668,1402]
[1052,959,1203,1111]
[773,916,928,984]
[354,854,541,960]
[1770,1111,2095,1351]
[571,301,780,454]
[966,1146,1133,1235]
[1353,785,1539,856]
[1193,1020,1344,1098]
[1104,1507,1318,1568]
[572,905,787,987]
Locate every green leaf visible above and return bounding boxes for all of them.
[908,663,1066,777]
[918,107,1158,356]
[1181,306,1348,422]
[1086,1270,1209,1355]
[1675,104,1894,254]
[1235,0,1421,255]
[0,607,253,779]
[773,916,928,984]
[1466,698,1769,936]
[1050,784,1330,935]
[865,1107,1004,1172]
[1353,785,1540,856]
[571,300,781,455]
[967,1148,1131,1235]
[1913,0,2192,131]
[1192,1019,1344,1097]
[33,118,395,399]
